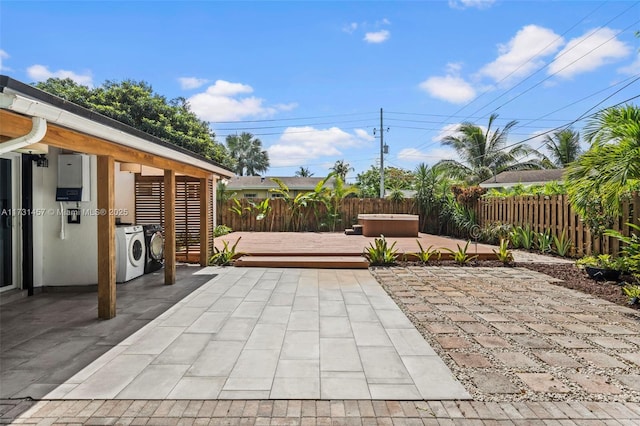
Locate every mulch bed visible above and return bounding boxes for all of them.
[518,262,639,311]
[401,259,640,311]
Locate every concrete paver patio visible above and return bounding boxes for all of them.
[45,268,470,400]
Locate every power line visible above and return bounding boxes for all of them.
[427,1,616,131]
[470,17,640,119]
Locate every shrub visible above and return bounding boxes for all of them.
[209,237,244,266]
[363,235,399,266]
[443,241,478,265]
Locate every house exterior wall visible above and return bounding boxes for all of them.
[32,148,136,287]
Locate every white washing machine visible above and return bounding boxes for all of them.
[115,225,146,283]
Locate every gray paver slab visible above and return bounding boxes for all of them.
[42,268,467,401]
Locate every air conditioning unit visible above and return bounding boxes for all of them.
[56,154,91,202]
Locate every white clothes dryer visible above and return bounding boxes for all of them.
[115,225,146,283]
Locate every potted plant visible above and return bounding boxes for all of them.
[576,254,626,281]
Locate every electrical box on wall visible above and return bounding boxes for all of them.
[56,154,91,201]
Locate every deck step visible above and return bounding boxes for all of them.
[234,255,370,269]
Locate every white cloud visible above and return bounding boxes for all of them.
[268,127,369,167]
[618,53,640,75]
[548,27,631,78]
[354,128,375,141]
[26,64,93,87]
[364,30,390,44]
[419,74,476,104]
[188,80,295,121]
[0,50,10,71]
[479,25,563,83]
[449,0,496,9]
[343,22,358,34]
[178,77,209,90]
[397,147,456,165]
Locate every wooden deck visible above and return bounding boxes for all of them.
[215,232,498,268]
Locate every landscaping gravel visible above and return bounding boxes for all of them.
[371,264,640,403]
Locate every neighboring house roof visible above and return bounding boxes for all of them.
[0,75,234,178]
[225,176,335,191]
[480,169,566,188]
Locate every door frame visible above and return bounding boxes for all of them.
[0,152,22,292]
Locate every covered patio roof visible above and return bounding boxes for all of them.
[0,75,234,319]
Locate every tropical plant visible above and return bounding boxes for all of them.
[543,128,582,167]
[209,237,245,266]
[413,163,450,232]
[605,221,640,273]
[567,105,640,220]
[552,229,573,257]
[621,284,640,305]
[408,241,441,264]
[270,178,313,231]
[509,227,522,249]
[248,198,271,231]
[386,187,405,203]
[514,225,535,250]
[294,166,314,177]
[226,132,270,176]
[493,238,514,265]
[322,174,358,232]
[535,230,553,254]
[480,222,512,245]
[363,235,399,266]
[576,254,626,271]
[443,241,478,265]
[331,160,354,182]
[213,224,232,237]
[229,198,251,218]
[440,194,478,238]
[437,113,546,185]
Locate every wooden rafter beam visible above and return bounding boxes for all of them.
[0,109,214,179]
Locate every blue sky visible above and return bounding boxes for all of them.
[2,0,639,181]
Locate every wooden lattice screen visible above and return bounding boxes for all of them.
[135,175,214,263]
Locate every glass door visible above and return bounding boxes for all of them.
[0,158,12,288]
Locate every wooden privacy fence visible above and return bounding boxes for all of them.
[135,175,214,262]
[479,193,640,257]
[217,198,422,233]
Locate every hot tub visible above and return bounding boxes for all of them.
[357,214,419,237]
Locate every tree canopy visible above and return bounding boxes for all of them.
[331,160,354,182]
[356,166,414,198]
[542,128,582,168]
[437,113,546,184]
[33,78,233,168]
[567,104,640,222]
[225,132,270,176]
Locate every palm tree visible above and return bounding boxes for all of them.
[225,132,269,176]
[567,104,640,219]
[543,128,582,167]
[295,166,314,177]
[437,113,545,184]
[413,163,451,232]
[331,160,354,182]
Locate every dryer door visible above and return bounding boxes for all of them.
[129,233,145,267]
[148,231,164,260]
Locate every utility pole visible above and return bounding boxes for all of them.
[373,108,389,199]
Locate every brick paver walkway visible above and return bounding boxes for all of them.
[3,398,640,424]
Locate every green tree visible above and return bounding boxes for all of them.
[331,160,354,182]
[294,166,314,177]
[413,163,451,232]
[225,132,270,176]
[355,166,414,198]
[437,113,545,184]
[34,78,233,167]
[543,128,582,168]
[567,104,640,221]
